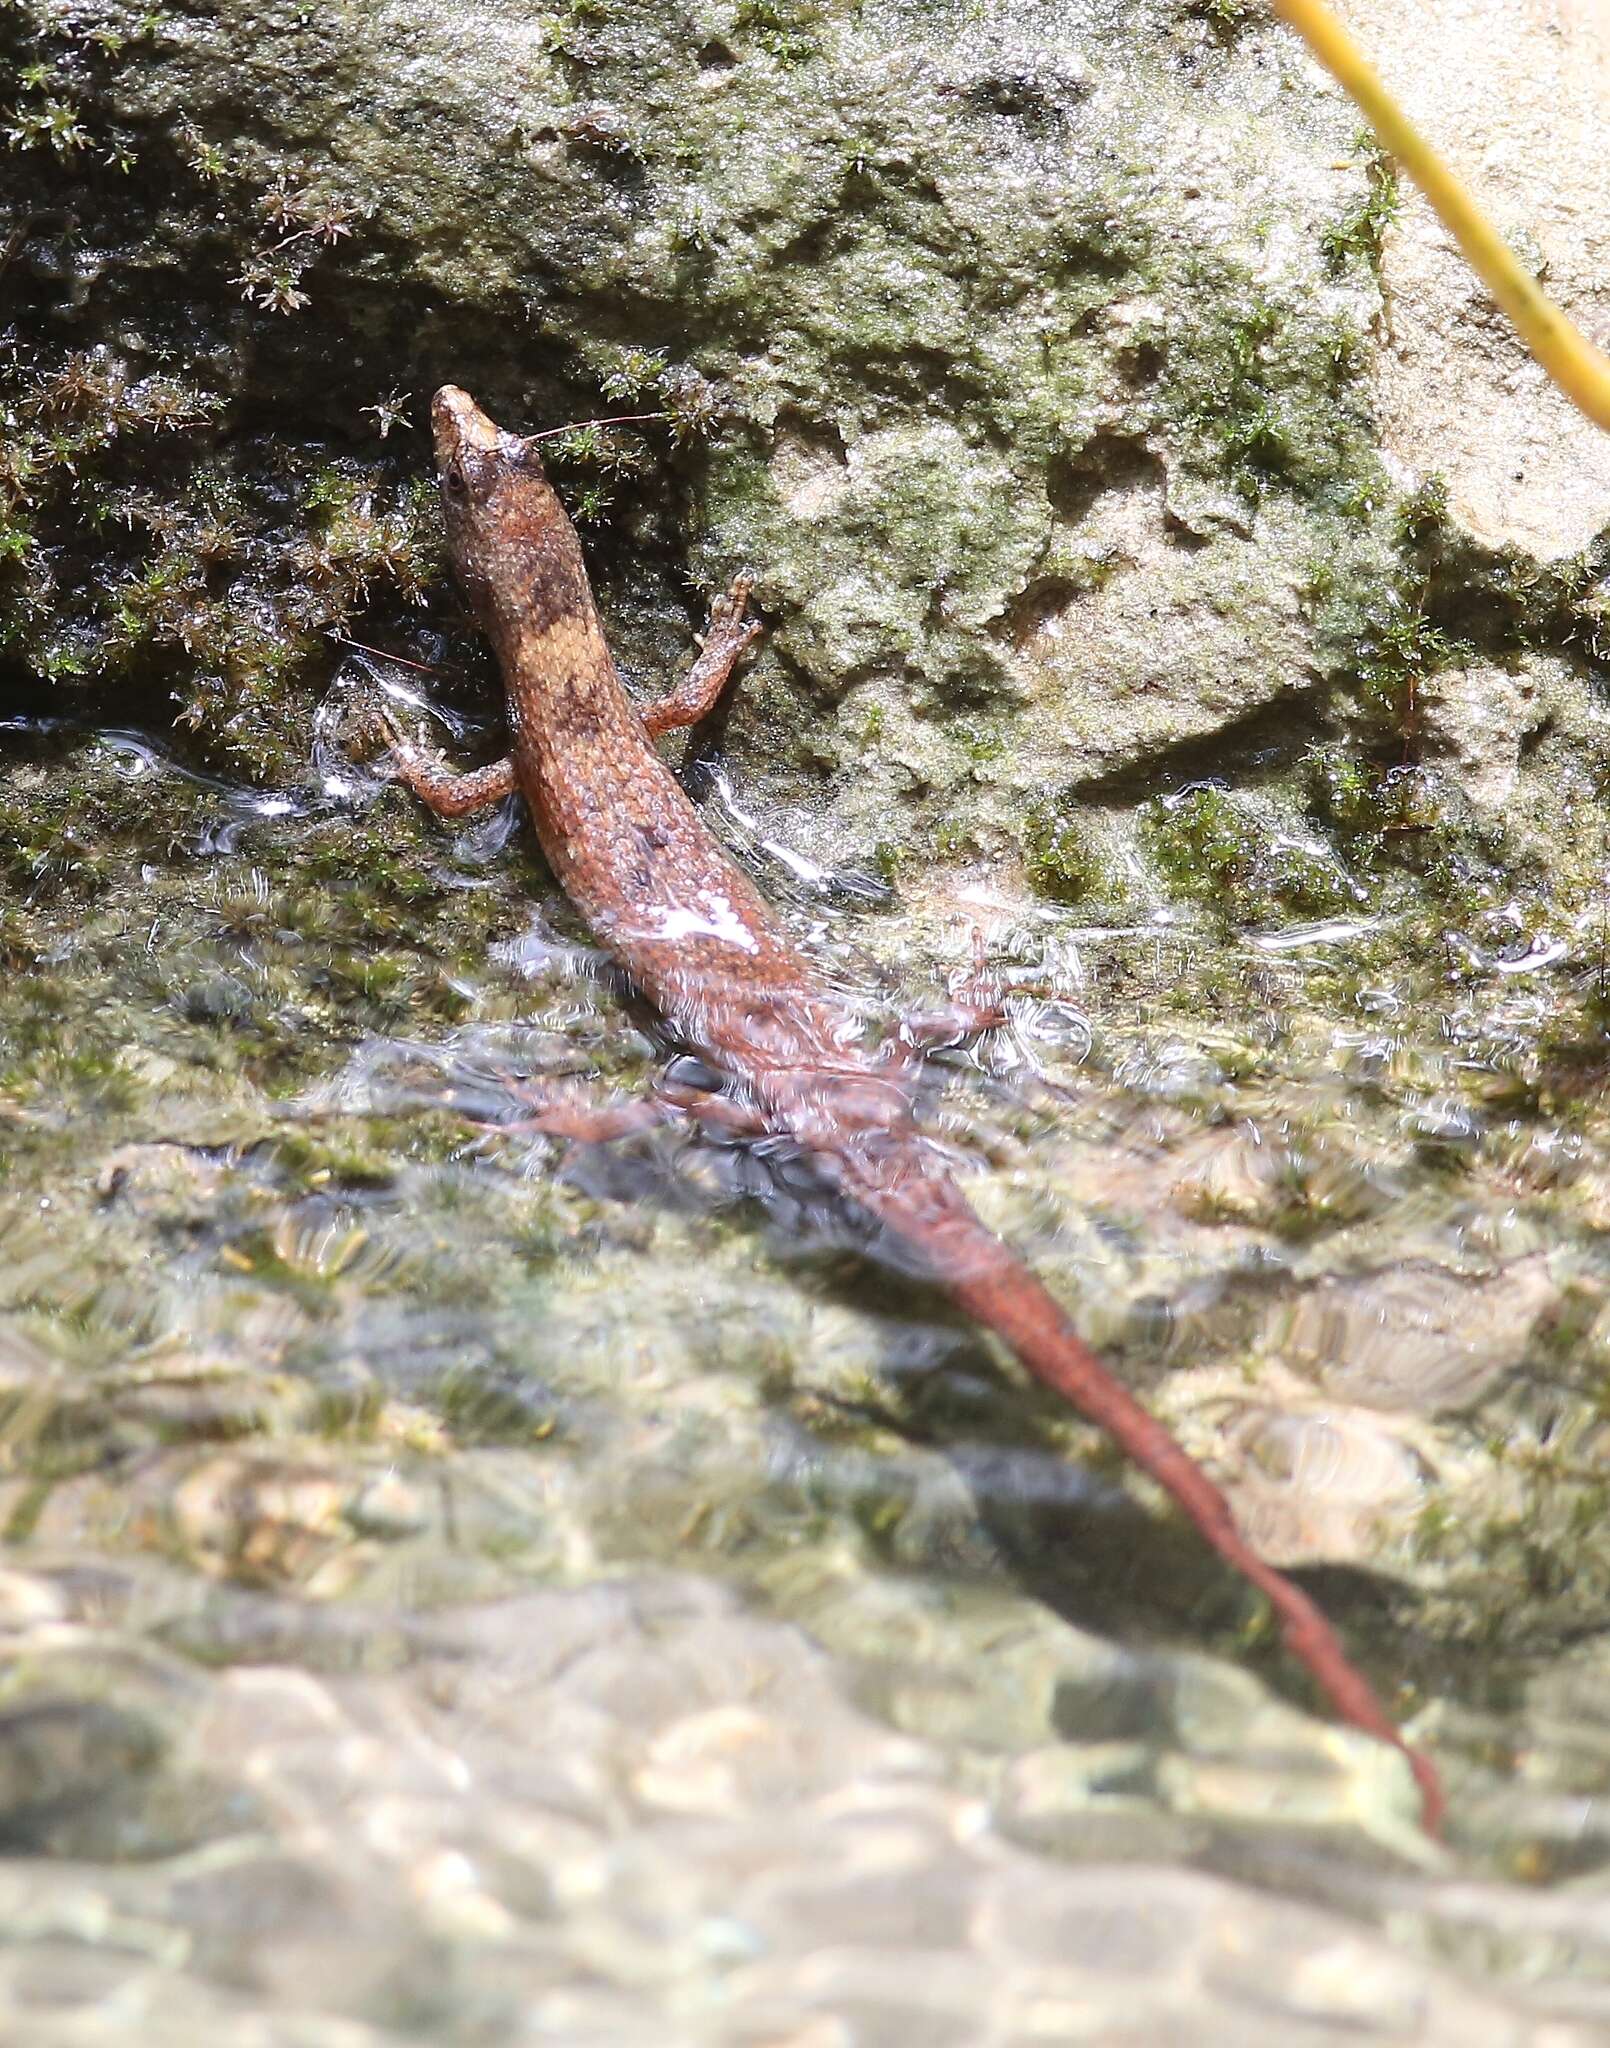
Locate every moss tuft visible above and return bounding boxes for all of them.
[1149,262,1378,504]
[1021,801,1105,904]
[1143,785,1363,920]
[1319,143,1400,276]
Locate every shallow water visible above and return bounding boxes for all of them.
[5,707,1610,2042]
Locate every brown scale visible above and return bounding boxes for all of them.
[373,383,1444,1835]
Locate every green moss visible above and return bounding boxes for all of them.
[1021,801,1104,905]
[1304,744,1376,838]
[955,719,1006,768]
[1184,0,1256,33]
[1143,786,1250,895]
[1342,467,1610,729]
[0,340,452,773]
[300,463,439,601]
[1150,261,1378,504]
[1142,785,1362,920]
[435,1366,563,1445]
[1319,144,1400,276]
[1354,606,1463,737]
[1305,750,1453,877]
[1394,473,1450,552]
[733,0,825,62]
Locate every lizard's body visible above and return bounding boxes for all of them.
[383,384,1442,1831]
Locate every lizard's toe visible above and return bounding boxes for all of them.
[338,698,396,760]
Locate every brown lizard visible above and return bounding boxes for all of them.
[370,382,1444,1834]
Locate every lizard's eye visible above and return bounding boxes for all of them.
[444,467,467,497]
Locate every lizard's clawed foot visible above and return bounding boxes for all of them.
[706,573,755,633]
[896,997,1009,1051]
[642,575,763,737]
[471,1072,769,1148]
[491,1081,679,1144]
[700,574,763,661]
[342,697,451,784]
[336,696,404,763]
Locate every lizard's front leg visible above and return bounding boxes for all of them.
[640,575,762,738]
[363,708,517,818]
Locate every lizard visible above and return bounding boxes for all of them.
[365,381,1445,1835]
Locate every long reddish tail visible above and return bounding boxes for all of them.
[841,1160,1443,1834]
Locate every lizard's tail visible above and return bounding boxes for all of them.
[844,1164,1444,1834]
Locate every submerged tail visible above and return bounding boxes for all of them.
[839,1155,1444,1834]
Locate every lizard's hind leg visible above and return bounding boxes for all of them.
[900,926,1091,1050]
[484,1073,770,1147]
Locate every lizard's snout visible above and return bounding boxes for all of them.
[431,384,502,466]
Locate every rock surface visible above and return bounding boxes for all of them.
[1348,0,1610,559]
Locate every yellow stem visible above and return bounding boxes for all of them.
[1269,0,1610,433]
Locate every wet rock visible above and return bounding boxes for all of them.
[1419,655,1558,819]
[1262,1255,1558,1413]
[0,1698,164,1852]
[1217,1393,1435,1567]
[1346,0,1610,559]
[0,0,1393,855]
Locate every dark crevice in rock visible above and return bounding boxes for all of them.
[772,407,849,466]
[1046,434,1162,525]
[1065,689,1332,801]
[999,575,1089,646]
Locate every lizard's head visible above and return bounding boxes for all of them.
[431,384,578,638]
